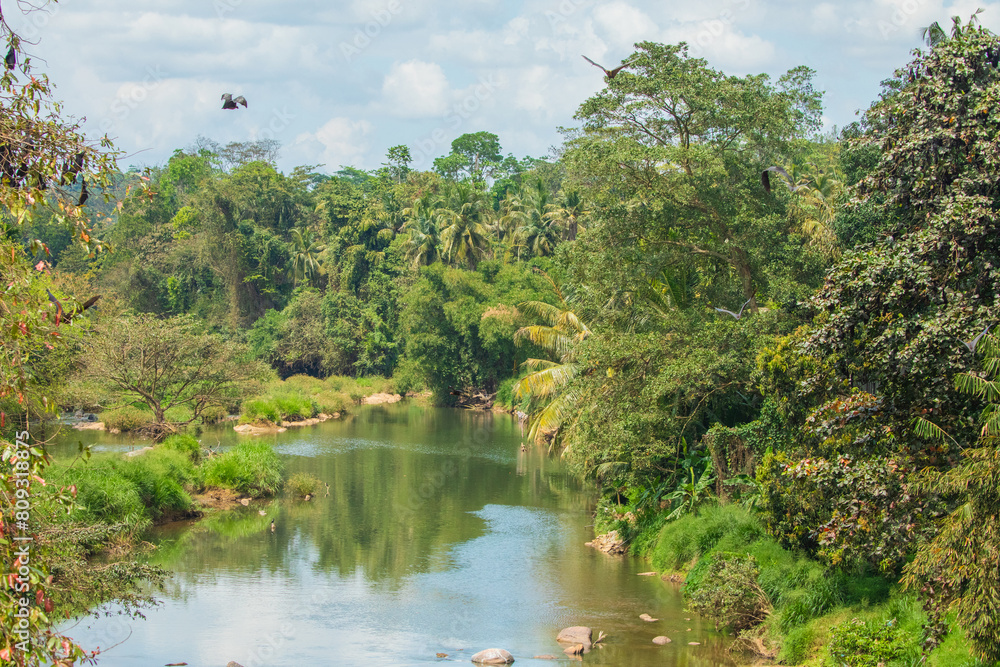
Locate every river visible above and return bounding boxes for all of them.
[55,403,734,666]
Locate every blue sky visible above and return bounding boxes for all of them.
[7,0,999,174]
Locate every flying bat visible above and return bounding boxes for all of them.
[222,93,248,110]
[761,166,803,194]
[582,55,631,80]
[961,324,992,353]
[713,298,753,320]
[47,290,100,325]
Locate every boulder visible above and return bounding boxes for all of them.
[639,613,658,622]
[652,636,671,645]
[226,663,246,667]
[585,530,627,554]
[470,648,514,664]
[556,626,593,648]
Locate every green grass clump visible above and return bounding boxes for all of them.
[202,442,284,497]
[650,504,765,572]
[283,374,326,393]
[273,393,315,420]
[50,448,199,528]
[100,405,154,432]
[240,397,281,424]
[313,390,351,415]
[287,472,322,498]
[162,433,202,462]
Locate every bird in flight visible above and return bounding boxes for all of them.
[713,298,753,320]
[761,166,803,194]
[4,46,15,71]
[582,55,631,80]
[46,290,100,325]
[222,93,248,110]
[961,324,992,353]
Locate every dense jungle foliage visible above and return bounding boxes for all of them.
[4,8,1000,666]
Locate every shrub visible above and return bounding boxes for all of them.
[827,618,909,667]
[284,374,325,393]
[686,552,771,631]
[199,405,227,425]
[287,472,322,498]
[100,405,154,432]
[202,442,284,497]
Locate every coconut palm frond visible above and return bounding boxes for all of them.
[517,300,565,326]
[912,415,953,442]
[955,373,999,401]
[980,404,1000,438]
[519,358,560,372]
[514,325,574,357]
[527,389,580,443]
[514,363,579,400]
[557,310,591,337]
[593,461,630,484]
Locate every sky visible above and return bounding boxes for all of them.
[6,0,1000,175]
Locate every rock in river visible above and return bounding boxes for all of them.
[556,626,593,648]
[653,636,672,645]
[471,648,514,664]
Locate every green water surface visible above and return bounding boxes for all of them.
[55,404,734,666]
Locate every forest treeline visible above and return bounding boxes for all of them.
[3,13,1000,667]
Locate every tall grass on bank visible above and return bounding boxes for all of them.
[202,442,284,497]
[50,448,199,528]
[238,374,395,424]
[646,504,977,666]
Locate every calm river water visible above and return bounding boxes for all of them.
[54,404,734,666]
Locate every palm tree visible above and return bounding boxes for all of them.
[511,179,561,258]
[550,189,588,241]
[513,275,591,443]
[401,194,441,268]
[289,227,325,285]
[437,182,490,269]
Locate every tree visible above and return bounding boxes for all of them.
[289,227,326,285]
[437,182,490,269]
[84,315,268,435]
[401,194,441,267]
[384,145,412,183]
[433,131,502,182]
[566,41,822,310]
[903,332,1000,661]
[508,179,561,258]
[513,276,591,443]
[0,10,160,664]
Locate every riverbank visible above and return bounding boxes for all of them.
[593,504,984,667]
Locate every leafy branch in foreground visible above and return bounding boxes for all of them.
[903,332,1000,660]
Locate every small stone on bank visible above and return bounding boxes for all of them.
[688,642,701,645]
[470,648,514,664]
[652,636,671,645]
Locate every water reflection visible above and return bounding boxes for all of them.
[58,404,736,666]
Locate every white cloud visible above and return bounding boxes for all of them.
[381,60,451,117]
[293,117,374,169]
[592,2,659,48]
